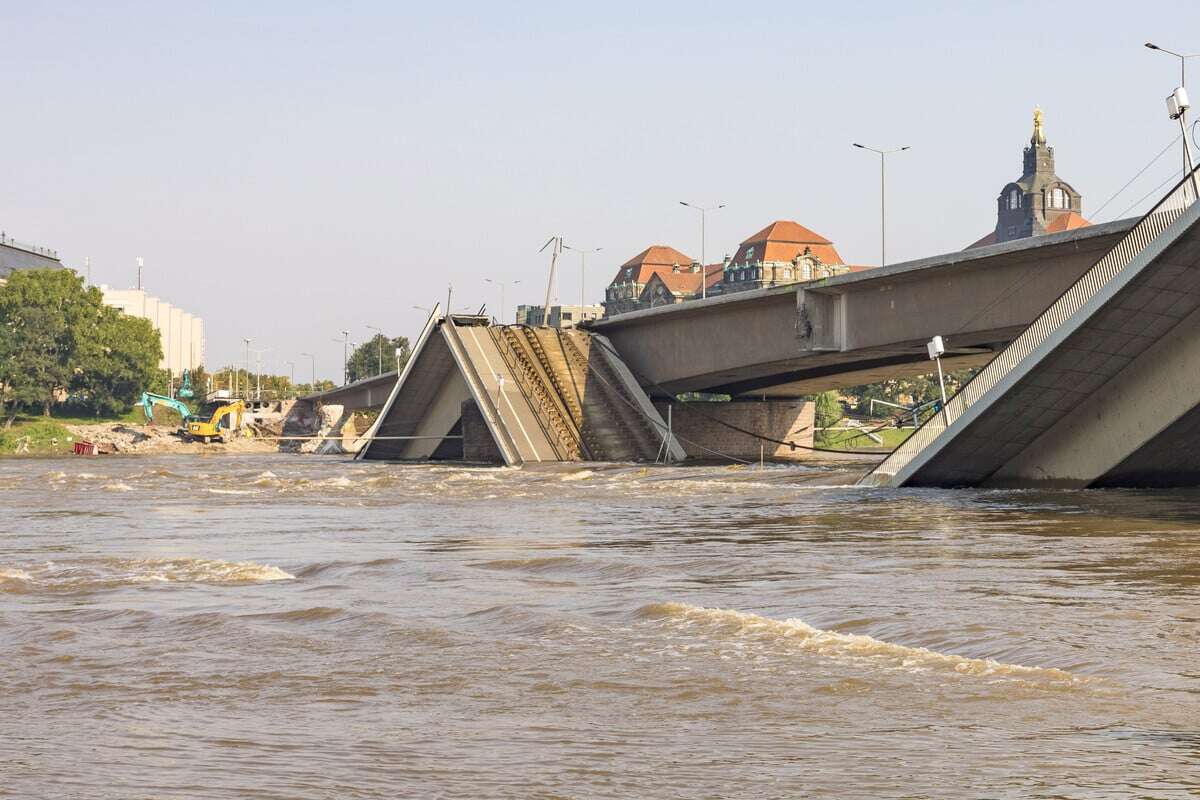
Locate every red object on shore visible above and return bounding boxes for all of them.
[73,441,97,456]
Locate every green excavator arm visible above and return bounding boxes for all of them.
[140,392,192,426]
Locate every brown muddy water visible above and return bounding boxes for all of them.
[1,455,1198,798]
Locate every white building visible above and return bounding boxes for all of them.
[99,286,206,376]
[515,303,605,328]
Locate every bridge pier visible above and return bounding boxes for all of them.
[652,399,815,462]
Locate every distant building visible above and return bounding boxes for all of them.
[515,303,605,328]
[718,220,852,294]
[99,286,206,376]
[969,108,1090,248]
[0,233,63,284]
[603,245,695,316]
[638,262,722,308]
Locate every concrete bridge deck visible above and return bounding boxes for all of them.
[588,219,1136,397]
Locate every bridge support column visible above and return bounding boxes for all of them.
[652,399,816,462]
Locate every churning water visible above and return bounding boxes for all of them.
[1,455,1198,798]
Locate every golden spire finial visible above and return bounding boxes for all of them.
[1032,106,1046,145]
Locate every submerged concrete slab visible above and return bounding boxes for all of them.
[863,174,1200,488]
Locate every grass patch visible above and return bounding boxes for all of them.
[815,426,914,450]
[0,419,75,455]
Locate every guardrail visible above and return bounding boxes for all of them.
[0,233,58,259]
[866,166,1200,485]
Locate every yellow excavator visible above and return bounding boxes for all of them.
[184,399,246,444]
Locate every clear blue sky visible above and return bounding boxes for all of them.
[4,1,1199,379]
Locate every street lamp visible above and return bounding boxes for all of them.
[852,143,911,266]
[563,244,601,309]
[366,325,383,375]
[1146,42,1200,178]
[285,360,295,391]
[250,347,271,401]
[300,352,316,390]
[339,330,350,385]
[679,202,724,299]
[241,337,251,399]
[483,278,521,324]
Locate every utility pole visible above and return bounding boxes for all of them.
[852,143,911,266]
[285,361,295,390]
[679,202,724,299]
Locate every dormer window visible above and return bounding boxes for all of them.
[1008,188,1021,210]
[1050,187,1067,209]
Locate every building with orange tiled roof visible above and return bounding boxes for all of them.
[637,263,724,309]
[603,245,694,315]
[968,108,1090,249]
[718,220,849,294]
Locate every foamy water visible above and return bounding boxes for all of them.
[1,454,1197,798]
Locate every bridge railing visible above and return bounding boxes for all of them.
[0,233,58,259]
[866,168,1200,485]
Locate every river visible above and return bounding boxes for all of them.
[1,454,1198,798]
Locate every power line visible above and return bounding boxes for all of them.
[1092,134,1181,220]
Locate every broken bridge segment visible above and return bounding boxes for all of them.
[862,170,1200,488]
[356,309,685,465]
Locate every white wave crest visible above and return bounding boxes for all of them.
[0,557,294,592]
[639,602,1081,683]
[0,568,33,582]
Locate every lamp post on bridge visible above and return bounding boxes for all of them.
[484,278,520,324]
[300,352,316,391]
[562,244,602,309]
[366,325,383,375]
[1146,42,1199,180]
[339,330,350,385]
[679,202,724,299]
[852,143,911,267]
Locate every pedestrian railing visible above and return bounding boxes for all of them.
[864,167,1200,486]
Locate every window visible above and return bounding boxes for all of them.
[782,268,793,280]
[1050,187,1067,209]
[1008,188,1021,210]
[562,312,572,321]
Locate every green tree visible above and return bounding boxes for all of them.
[346,334,410,383]
[0,270,87,423]
[814,390,844,429]
[71,305,163,416]
[0,269,163,423]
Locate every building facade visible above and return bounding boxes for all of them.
[603,245,695,316]
[99,286,206,376]
[515,303,605,328]
[0,233,63,284]
[718,220,850,294]
[970,108,1089,248]
[637,263,722,308]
